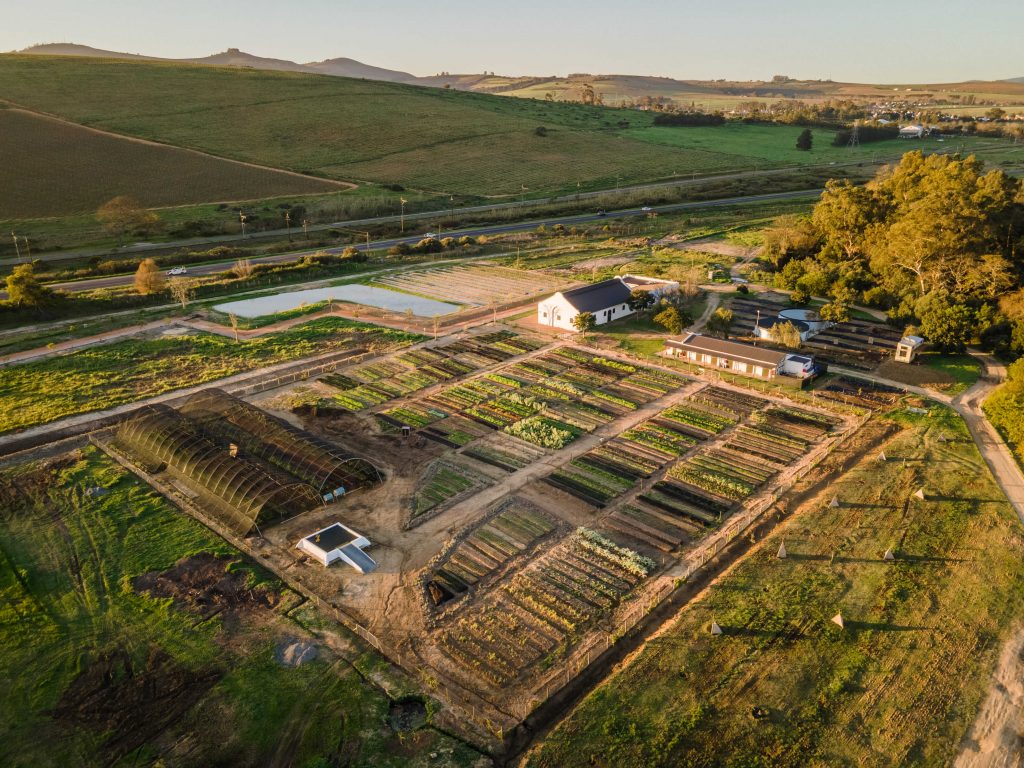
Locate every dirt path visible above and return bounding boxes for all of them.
[686,292,720,333]
[955,624,1024,768]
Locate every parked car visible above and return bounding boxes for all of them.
[641,206,653,212]
[423,232,438,238]
[166,266,188,276]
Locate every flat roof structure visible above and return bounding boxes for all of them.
[297,522,377,572]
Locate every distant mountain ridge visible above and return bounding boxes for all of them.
[11,43,1024,104]
[12,43,418,83]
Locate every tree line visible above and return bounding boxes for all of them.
[761,151,1024,352]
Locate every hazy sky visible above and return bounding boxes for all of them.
[3,0,1022,83]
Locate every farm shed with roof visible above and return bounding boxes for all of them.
[537,277,634,331]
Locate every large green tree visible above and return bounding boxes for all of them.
[5,264,52,308]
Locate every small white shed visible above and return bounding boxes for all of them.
[296,522,377,572]
[894,335,925,363]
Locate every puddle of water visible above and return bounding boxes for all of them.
[213,284,459,319]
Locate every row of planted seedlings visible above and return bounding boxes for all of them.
[425,501,559,608]
[646,393,839,532]
[545,392,739,552]
[391,347,689,455]
[436,527,656,689]
[321,330,547,411]
[410,459,494,523]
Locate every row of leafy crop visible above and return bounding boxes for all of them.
[321,330,545,412]
[436,528,653,688]
[411,462,491,520]
[541,388,734,509]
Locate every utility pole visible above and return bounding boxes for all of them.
[449,194,455,226]
[399,197,407,233]
[302,219,309,238]
[10,232,21,262]
[22,237,30,261]
[285,211,292,242]
[239,211,247,239]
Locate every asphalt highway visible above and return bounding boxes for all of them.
[41,189,820,295]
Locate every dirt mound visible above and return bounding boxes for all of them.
[51,646,221,760]
[133,552,279,618]
[276,639,319,667]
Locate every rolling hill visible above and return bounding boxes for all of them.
[14,43,1024,111]
[0,54,1011,219]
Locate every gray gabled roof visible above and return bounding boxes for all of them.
[666,333,788,367]
[556,279,633,313]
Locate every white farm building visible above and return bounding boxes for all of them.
[537,278,635,331]
[296,522,377,572]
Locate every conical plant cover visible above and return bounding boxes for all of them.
[883,549,895,561]
[831,613,845,629]
[877,451,887,462]
[777,541,788,559]
[913,488,926,501]
[829,496,840,508]
[710,620,723,636]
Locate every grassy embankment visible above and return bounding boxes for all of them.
[0,317,419,434]
[0,448,480,767]
[529,405,1024,767]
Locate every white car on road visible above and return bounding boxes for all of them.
[641,206,653,212]
[423,232,438,239]
[166,266,188,276]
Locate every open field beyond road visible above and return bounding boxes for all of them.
[527,406,1024,767]
[0,56,994,205]
[0,108,343,218]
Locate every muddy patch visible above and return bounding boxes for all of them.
[51,646,221,760]
[133,552,279,619]
[389,698,427,732]
[0,454,78,521]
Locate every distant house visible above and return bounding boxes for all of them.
[297,522,377,572]
[899,124,925,139]
[537,278,634,331]
[663,333,818,380]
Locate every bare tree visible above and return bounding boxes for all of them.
[232,259,254,279]
[169,278,196,311]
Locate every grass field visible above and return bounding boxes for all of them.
[0,108,342,218]
[0,317,419,434]
[3,55,1002,207]
[0,448,480,767]
[528,406,1024,767]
